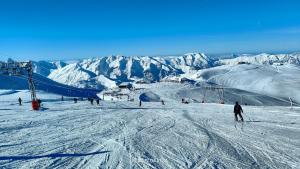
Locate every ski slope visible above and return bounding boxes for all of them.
[190,64,300,104]
[0,84,299,168]
[0,73,101,98]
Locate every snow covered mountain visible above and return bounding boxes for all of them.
[47,53,215,88]
[28,52,299,91]
[2,52,299,95]
[217,53,300,65]
[33,61,67,76]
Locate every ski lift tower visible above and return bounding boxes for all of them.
[0,60,40,110]
[201,84,225,104]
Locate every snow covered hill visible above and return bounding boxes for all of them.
[0,74,101,98]
[191,64,300,104]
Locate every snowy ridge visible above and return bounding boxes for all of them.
[46,53,215,88]
[40,52,299,89]
[218,53,300,65]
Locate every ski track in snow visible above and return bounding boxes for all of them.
[0,88,300,169]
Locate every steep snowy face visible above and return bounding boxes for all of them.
[161,53,215,73]
[217,53,300,65]
[47,53,215,88]
[48,63,115,89]
[33,61,67,76]
[48,63,95,88]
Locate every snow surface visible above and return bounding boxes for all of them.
[0,82,299,168]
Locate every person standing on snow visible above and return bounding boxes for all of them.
[234,101,244,122]
[90,98,94,105]
[18,97,22,106]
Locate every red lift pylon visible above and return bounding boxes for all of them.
[0,60,40,110]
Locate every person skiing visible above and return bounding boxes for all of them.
[161,100,165,105]
[18,97,22,106]
[90,98,94,105]
[37,99,42,107]
[139,100,142,107]
[234,101,244,122]
[74,98,78,103]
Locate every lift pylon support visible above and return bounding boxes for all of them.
[0,60,40,110]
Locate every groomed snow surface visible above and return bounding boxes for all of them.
[0,82,299,169]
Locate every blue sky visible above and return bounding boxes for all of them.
[0,0,300,60]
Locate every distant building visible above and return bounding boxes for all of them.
[118,82,133,89]
[237,61,250,65]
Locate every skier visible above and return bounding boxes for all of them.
[139,100,142,107]
[74,98,78,103]
[234,101,244,122]
[90,98,94,105]
[161,100,165,105]
[18,97,22,106]
[37,99,42,107]
[181,98,184,103]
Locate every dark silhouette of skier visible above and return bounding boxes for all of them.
[139,100,142,107]
[37,99,42,107]
[90,98,94,105]
[161,100,165,105]
[74,98,78,103]
[234,101,244,122]
[18,97,22,106]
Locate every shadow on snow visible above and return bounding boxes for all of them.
[0,151,110,161]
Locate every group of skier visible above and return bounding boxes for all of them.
[87,98,100,105]
[17,95,245,122]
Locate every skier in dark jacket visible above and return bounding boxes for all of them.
[18,97,22,106]
[234,101,244,122]
[90,98,94,105]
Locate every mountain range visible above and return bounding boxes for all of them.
[31,52,300,89]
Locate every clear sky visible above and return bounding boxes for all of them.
[0,0,300,60]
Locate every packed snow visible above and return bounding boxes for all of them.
[0,82,299,168]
